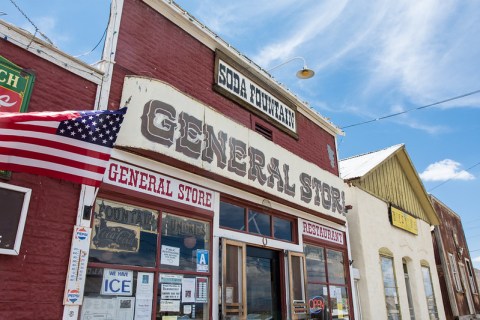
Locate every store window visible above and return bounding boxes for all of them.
[421,265,439,320]
[305,244,350,319]
[402,259,415,320]
[380,255,401,320]
[220,200,294,243]
[84,198,211,320]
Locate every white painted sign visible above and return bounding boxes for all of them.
[216,58,297,133]
[101,269,133,296]
[104,159,214,211]
[63,226,91,305]
[161,245,180,266]
[117,77,346,220]
[161,284,181,300]
[301,219,344,245]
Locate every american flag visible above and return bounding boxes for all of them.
[0,107,127,187]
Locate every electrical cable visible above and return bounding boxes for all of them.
[341,89,480,129]
[73,24,108,58]
[8,0,53,45]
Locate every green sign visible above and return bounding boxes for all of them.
[0,55,35,113]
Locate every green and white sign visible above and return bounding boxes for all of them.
[0,55,35,113]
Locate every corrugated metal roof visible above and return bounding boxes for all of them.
[339,144,404,180]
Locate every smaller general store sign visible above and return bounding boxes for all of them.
[301,219,344,245]
[0,55,35,113]
[214,50,297,135]
[390,206,418,235]
[104,159,215,211]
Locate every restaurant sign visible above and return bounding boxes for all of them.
[0,55,35,113]
[301,219,344,245]
[116,77,346,219]
[390,206,418,235]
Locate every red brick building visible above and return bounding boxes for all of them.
[0,20,103,319]
[0,0,354,319]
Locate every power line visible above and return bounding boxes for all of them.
[73,16,109,58]
[341,89,480,129]
[8,0,53,45]
[428,161,480,192]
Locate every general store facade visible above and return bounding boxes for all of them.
[0,0,355,319]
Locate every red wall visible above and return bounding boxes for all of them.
[109,0,339,176]
[0,41,98,319]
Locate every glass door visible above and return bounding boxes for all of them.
[246,246,282,320]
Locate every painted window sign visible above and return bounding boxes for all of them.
[0,55,35,113]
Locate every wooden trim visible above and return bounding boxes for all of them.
[222,239,247,319]
[288,251,308,319]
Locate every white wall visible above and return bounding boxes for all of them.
[345,185,446,320]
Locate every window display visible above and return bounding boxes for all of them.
[305,244,350,320]
[85,198,212,319]
[89,198,158,267]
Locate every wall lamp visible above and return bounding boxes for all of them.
[267,56,315,79]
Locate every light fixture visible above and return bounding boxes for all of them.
[267,56,315,79]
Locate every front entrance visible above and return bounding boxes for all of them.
[246,246,282,320]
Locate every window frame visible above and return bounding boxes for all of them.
[421,264,439,320]
[465,258,478,295]
[0,182,32,255]
[448,252,462,292]
[219,197,297,244]
[304,241,352,320]
[85,190,214,319]
[379,254,402,320]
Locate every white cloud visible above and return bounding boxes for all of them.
[420,159,475,181]
[20,16,70,46]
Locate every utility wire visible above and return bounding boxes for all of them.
[8,0,53,45]
[428,161,480,192]
[341,89,480,129]
[73,21,108,58]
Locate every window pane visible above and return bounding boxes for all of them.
[306,283,329,319]
[273,217,292,241]
[381,256,401,320]
[327,249,346,285]
[157,273,209,320]
[330,285,350,320]
[248,210,271,236]
[422,266,439,319]
[305,245,327,283]
[160,213,210,272]
[220,201,245,230]
[82,268,150,319]
[89,198,158,267]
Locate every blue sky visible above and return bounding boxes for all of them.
[3,0,480,266]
